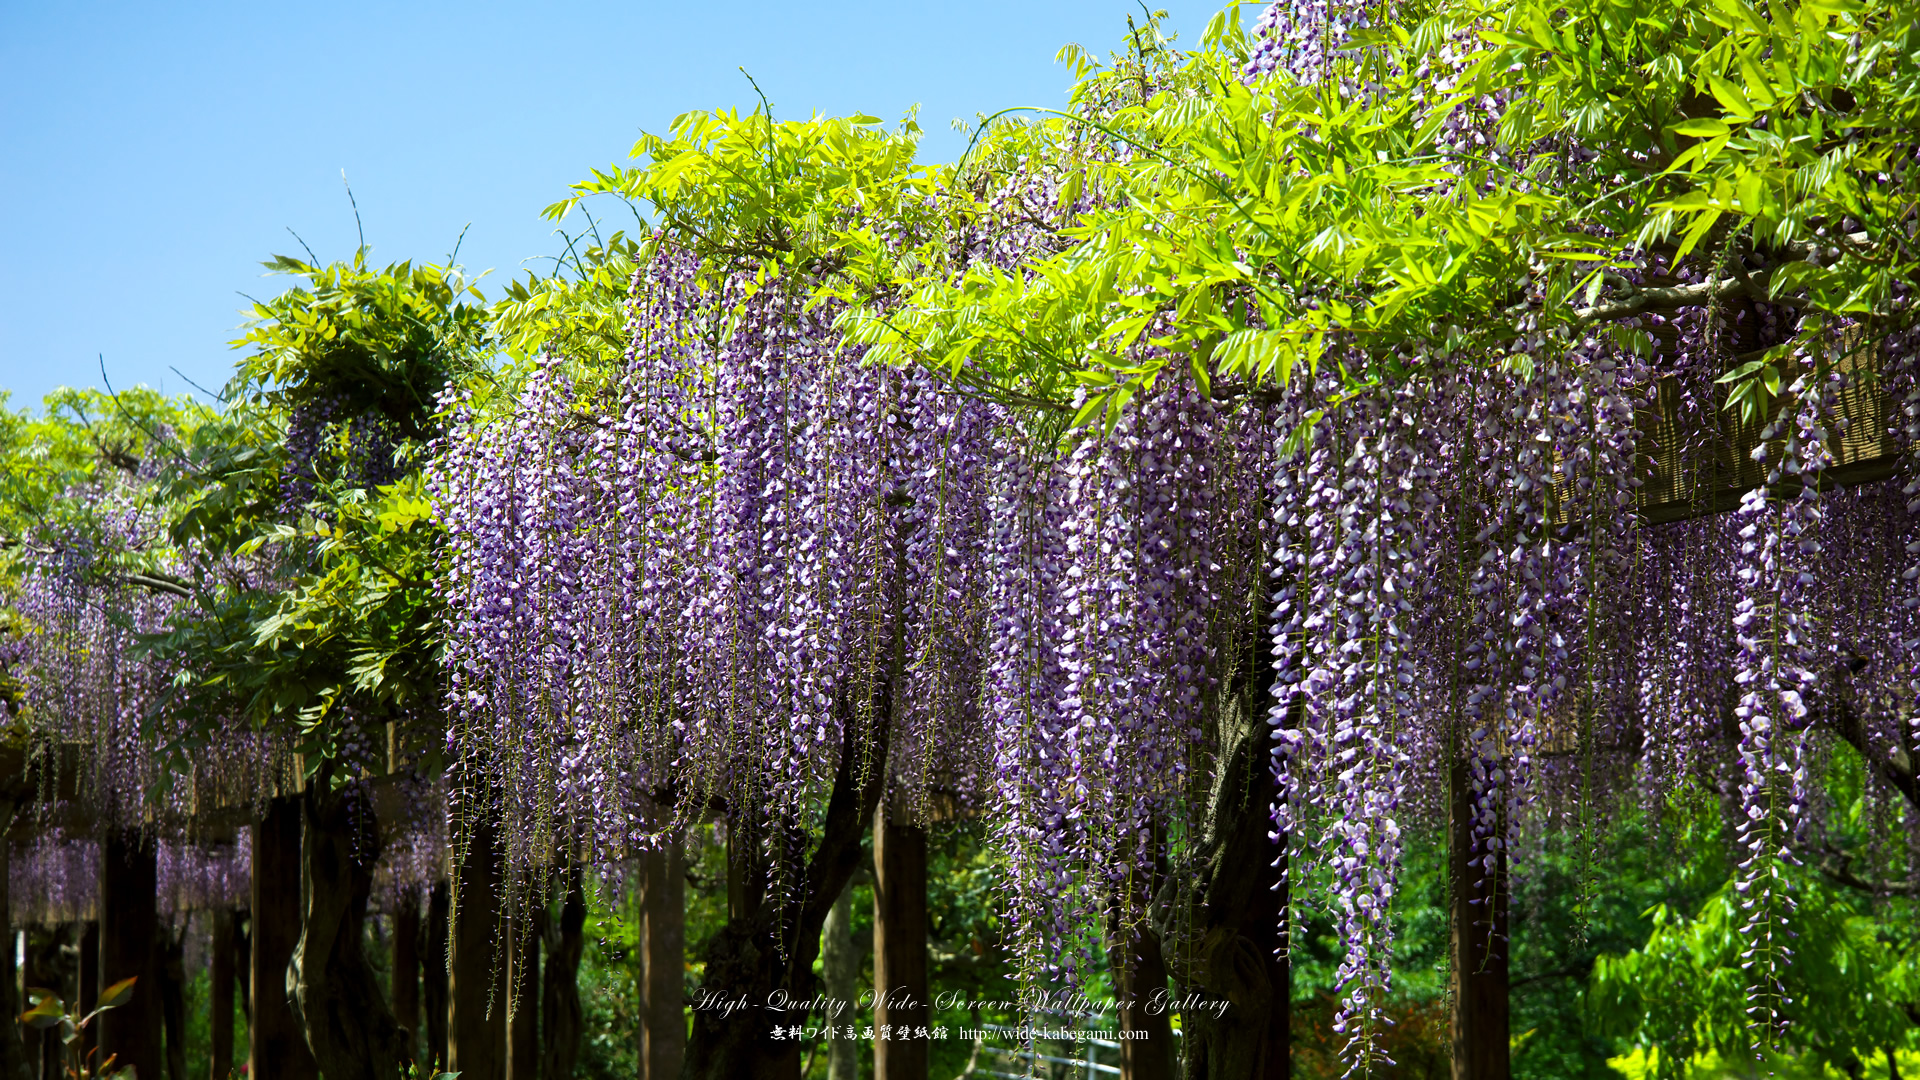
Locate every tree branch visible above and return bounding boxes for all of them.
[123,572,192,599]
[1818,670,1919,812]
[1575,266,1797,323]
[1806,840,1919,898]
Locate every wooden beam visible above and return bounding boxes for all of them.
[1635,350,1899,526]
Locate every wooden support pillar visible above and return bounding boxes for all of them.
[98,829,160,1080]
[640,839,685,1080]
[161,920,188,1080]
[211,908,235,1080]
[78,921,97,1068]
[821,881,861,1080]
[450,812,505,1080]
[1450,759,1509,1080]
[393,894,421,1066]
[251,797,317,1080]
[0,800,22,1080]
[424,881,450,1070]
[1234,822,1289,1080]
[872,803,927,1080]
[1114,915,1176,1080]
[505,904,539,1080]
[541,873,586,1080]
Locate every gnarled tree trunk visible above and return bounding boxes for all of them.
[684,709,887,1080]
[1176,713,1288,1080]
[289,778,407,1080]
[253,797,317,1080]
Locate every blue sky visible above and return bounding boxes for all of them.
[1,0,1233,412]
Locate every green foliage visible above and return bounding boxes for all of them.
[1588,876,1920,1077]
[146,250,488,773]
[1589,758,1920,1077]
[818,0,1920,435]
[228,252,489,441]
[21,976,139,1079]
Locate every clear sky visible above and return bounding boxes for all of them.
[1,0,1234,412]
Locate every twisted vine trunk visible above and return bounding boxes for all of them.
[289,778,407,1080]
[1177,716,1288,1080]
[820,883,861,1080]
[684,707,888,1080]
[449,802,506,1080]
[253,796,317,1079]
[1110,832,1174,1080]
[505,901,540,1080]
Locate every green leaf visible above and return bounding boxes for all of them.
[1671,118,1732,137]
[1706,72,1755,119]
[97,976,137,1010]
[20,993,63,1030]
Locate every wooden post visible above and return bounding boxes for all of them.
[160,921,188,1080]
[640,839,685,1080]
[78,921,97,1068]
[1113,915,1176,1080]
[1450,759,1509,1080]
[97,829,160,1079]
[424,882,450,1070]
[506,904,540,1080]
[0,800,22,1080]
[393,894,422,1066]
[821,882,861,1080]
[211,909,235,1080]
[1238,813,1289,1080]
[251,797,317,1080]
[450,811,505,1080]
[541,873,586,1080]
[872,802,927,1080]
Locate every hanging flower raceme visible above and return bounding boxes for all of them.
[435,243,1000,882]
